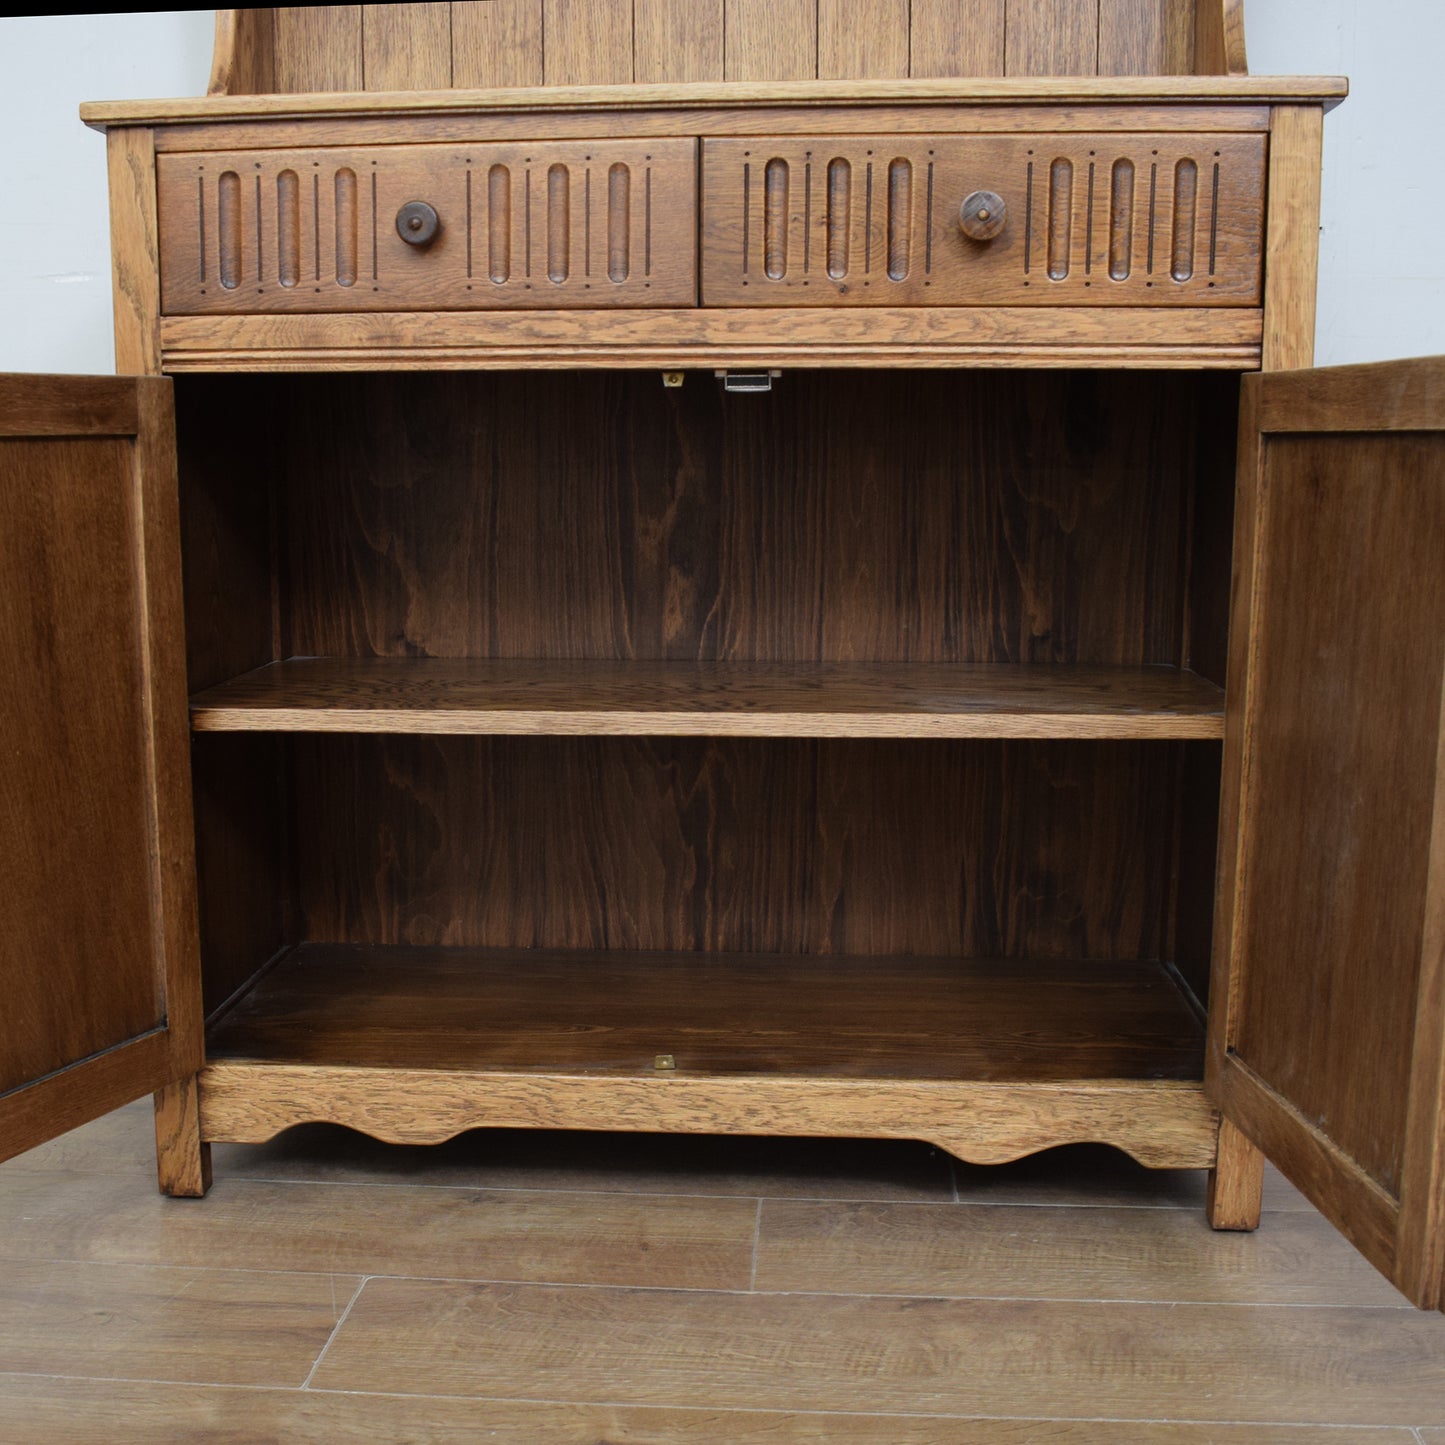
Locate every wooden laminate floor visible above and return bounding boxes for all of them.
[3,1105,1445,1441]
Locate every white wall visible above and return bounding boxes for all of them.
[0,5,1439,373]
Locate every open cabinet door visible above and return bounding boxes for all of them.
[1210,357,1445,1307]
[0,375,201,1163]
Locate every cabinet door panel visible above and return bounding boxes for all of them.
[1210,356,1445,1307]
[0,375,201,1161]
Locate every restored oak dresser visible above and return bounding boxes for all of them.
[4,2,1444,1308]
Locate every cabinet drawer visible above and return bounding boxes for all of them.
[701,134,1265,307]
[157,139,697,313]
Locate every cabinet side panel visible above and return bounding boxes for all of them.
[175,378,289,1016]
[276,371,1195,668]
[1234,433,1445,1199]
[291,736,1181,961]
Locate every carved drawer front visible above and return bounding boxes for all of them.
[157,139,696,313]
[701,134,1266,307]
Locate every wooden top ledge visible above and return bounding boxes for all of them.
[81,75,1349,129]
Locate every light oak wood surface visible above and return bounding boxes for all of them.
[700,131,1265,308]
[157,138,698,313]
[79,76,1349,129]
[156,303,1264,370]
[198,2,1280,96]
[190,658,1227,738]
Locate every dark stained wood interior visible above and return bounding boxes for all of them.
[206,944,1206,1081]
[286,735,1186,959]
[174,366,1233,1036]
[174,370,1225,667]
[1233,431,1445,1198]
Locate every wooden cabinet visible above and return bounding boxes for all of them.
[3,2,1445,1311]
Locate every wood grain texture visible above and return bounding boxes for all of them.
[107,127,161,376]
[81,77,1349,130]
[1232,431,1445,1201]
[0,1257,357,1387]
[1257,354,1445,433]
[309,1276,1445,1421]
[156,305,1263,372]
[1398,623,1445,1306]
[1098,0,1193,76]
[144,104,1271,160]
[362,3,452,89]
[452,0,544,87]
[285,736,1185,959]
[0,373,138,435]
[1217,1056,1400,1289]
[264,369,1205,666]
[1,1380,1411,1445]
[208,10,276,95]
[700,132,1265,308]
[724,0,818,81]
[156,139,698,313]
[273,7,364,93]
[543,0,634,84]
[153,1076,212,1197]
[634,0,724,82]
[1206,1113,1263,1229]
[190,659,1226,739]
[1261,105,1323,371]
[817,0,910,81]
[909,0,1005,77]
[198,1062,1217,1166]
[1194,0,1248,75]
[0,376,200,1164]
[755,1197,1403,1304]
[0,1168,759,1291]
[207,947,1205,1082]
[1213,363,1445,1306]
[1005,0,1099,77]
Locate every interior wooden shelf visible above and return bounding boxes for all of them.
[189,658,1225,740]
[205,946,1205,1083]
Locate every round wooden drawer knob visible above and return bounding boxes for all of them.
[958,191,1007,242]
[396,200,441,247]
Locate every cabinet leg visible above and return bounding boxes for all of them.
[154,1076,212,1198]
[1207,1116,1264,1231]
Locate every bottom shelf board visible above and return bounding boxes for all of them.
[205,946,1205,1084]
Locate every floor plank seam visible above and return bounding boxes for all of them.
[0,1254,1410,1312]
[299,1275,370,1390]
[748,1197,762,1289]
[0,1374,1423,1430]
[0,1256,1414,1308]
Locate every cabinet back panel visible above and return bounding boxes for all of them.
[256,2,1202,91]
[274,371,1197,666]
[291,735,1179,960]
